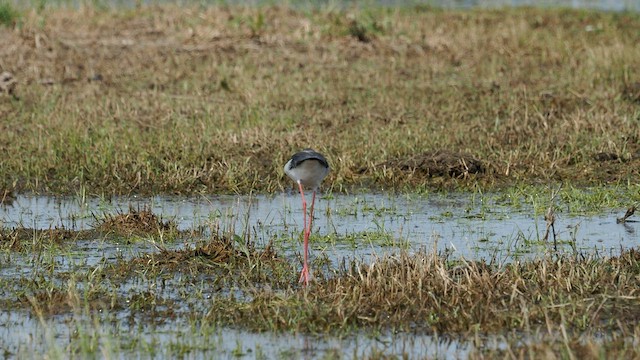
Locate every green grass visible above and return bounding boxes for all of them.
[315,229,408,248]
[0,5,639,195]
[0,2,18,27]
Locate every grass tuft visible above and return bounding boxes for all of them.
[94,205,178,237]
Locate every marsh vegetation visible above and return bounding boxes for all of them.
[1,2,640,358]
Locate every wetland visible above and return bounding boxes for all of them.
[1,2,640,358]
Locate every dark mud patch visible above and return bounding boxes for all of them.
[376,150,485,179]
[593,152,623,162]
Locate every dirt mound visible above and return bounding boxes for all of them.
[379,150,484,178]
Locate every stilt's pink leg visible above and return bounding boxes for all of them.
[306,191,317,239]
[298,181,310,285]
[297,182,307,237]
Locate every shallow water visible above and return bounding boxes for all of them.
[0,309,471,359]
[0,192,635,358]
[0,192,633,261]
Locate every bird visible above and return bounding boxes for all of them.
[284,148,330,286]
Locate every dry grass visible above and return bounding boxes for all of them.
[0,5,638,194]
[207,248,640,336]
[0,188,15,205]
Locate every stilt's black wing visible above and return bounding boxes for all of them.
[288,149,329,170]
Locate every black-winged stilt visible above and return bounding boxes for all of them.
[284,148,330,286]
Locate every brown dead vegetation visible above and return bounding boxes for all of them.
[622,82,640,103]
[95,205,177,237]
[0,71,16,98]
[208,248,640,335]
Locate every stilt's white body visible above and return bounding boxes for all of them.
[283,148,330,286]
[284,159,329,191]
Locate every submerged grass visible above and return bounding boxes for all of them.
[0,204,292,311]
[0,226,94,251]
[0,5,639,195]
[474,332,640,359]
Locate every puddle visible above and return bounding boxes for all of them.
[0,192,635,358]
